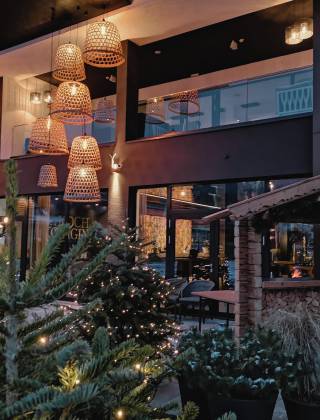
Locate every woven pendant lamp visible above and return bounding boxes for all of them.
[51,81,93,125]
[29,116,68,155]
[83,20,125,68]
[168,89,200,115]
[145,97,165,124]
[38,164,58,188]
[64,165,101,203]
[94,97,115,123]
[53,43,86,82]
[68,135,102,170]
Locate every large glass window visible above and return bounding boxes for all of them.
[25,192,108,273]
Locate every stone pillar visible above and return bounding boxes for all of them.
[107,41,139,226]
[234,219,249,338]
[247,223,262,326]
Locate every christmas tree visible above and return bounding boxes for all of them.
[0,160,123,406]
[78,226,179,351]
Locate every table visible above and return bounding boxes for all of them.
[192,290,236,331]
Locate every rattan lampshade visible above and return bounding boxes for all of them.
[64,165,101,203]
[94,97,115,123]
[51,81,93,125]
[168,90,200,115]
[38,164,58,188]
[68,135,102,170]
[29,116,69,155]
[145,97,165,124]
[53,43,86,82]
[83,20,125,68]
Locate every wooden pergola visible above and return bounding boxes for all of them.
[202,175,320,337]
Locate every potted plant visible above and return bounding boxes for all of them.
[265,307,320,420]
[173,328,296,420]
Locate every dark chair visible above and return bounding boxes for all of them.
[176,280,215,321]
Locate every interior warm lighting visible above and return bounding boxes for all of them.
[285,23,303,45]
[83,20,125,68]
[53,43,86,82]
[298,18,313,40]
[94,97,115,123]
[109,153,121,171]
[51,81,93,125]
[64,165,101,203]
[29,116,69,155]
[168,89,200,115]
[43,90,53,104]
[145,97,165,124]
[68,135,102,170]
[37,164,58,188]
[30,92,42,104]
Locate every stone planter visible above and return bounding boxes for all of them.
[207,395,278,420]
[283,394,320,420]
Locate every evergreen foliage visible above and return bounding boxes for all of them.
[78,226,178,350]
[0,160,124,406]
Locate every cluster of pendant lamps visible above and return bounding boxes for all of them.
[29,18,123,203]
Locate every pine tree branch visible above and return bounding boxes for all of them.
[17,308,64,338]
[21,223,99,306]
[28,224,70,285]
[43,239,123,302]
[0,386,58,419]
[22,300,101,346]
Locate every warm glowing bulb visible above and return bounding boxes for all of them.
[82,140,88,150]
[101,24,107,36]
[46,116,52,130]
[67,46,73,54]
[70,83,78,96]
[75,379,80,385]
[3,217,9,224]
[116,409,124,419]
[39,336,47,345]
[134,363,141,371]
[79,168,87,177]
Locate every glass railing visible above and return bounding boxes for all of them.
[138,67,313,139]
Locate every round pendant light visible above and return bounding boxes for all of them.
[285,23,303,45]
[298,18,313,40]
[68,135,102,170]
[83,20,125,68]
[29,116,69,155]
[145,97,165,124]
[64,165,101,203]
[94,97,115,123]
[168,90,200,115]
[38,164,58,188]
[51,81,93,125]
[53,43,86,82]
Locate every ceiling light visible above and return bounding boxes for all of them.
[51,81,93,125]
[64,165,101,203]
[53,43,86,82]
[145,97,165,124]
[298,18,313,40]
[84,20,125,68]
[30,92,42,104]
[285,23,303,45]
[68,135,102,170]
[169,90,200,115]
[43,90,53,104]
[94,97,115,124]
[29,116,68,155]
[37,164,58,188]
[154,50,162,55]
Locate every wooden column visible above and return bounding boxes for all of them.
[313,0,320,174]
[234,219,249,338]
